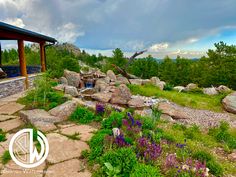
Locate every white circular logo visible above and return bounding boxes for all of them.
[9,129,49,168]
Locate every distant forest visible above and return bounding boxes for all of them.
[1,41,236,89]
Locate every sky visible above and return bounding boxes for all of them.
[1,0,236,58]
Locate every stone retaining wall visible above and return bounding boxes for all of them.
[0,74,41,98]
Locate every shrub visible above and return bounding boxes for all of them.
[1,151,11,164]
[101,111,124,129]
[164,83,174,91]
[209,121,236,149]
[138,116,155,130]
[70,106,96,124]
[207,160,223,176]
[192,151,213,163]
[18,75,67,110]
[172,123,187,131]
[130,163,161,177]
[89,129,112,162]
[0,129,6,142]
[102,147,137,176]
[184,125,201,140]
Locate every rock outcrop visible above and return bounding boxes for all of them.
[110,84,132,105]
[91,92,112,103]
[106,70,116,82]
[203,87,218,95]
[222,92,236,114]
[64,85,79,97]
[64,70,81,87]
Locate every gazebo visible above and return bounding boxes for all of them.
[0,22,57,98]
[0,21,57,87]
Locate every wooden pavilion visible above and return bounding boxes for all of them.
[0,22,57,88]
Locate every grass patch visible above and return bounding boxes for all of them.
[0,129,6,142]
[70,106,99,124]
[128,84,227,112]
[1,151,11,164]
[63,132,81,140]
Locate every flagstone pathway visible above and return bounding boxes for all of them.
[0,92,96,177]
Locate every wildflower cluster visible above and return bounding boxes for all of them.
[136,137,162,163]
[96,102,105,115]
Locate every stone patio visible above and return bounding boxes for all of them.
[0,92,96,177]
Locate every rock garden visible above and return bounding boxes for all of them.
[0,69,236,177]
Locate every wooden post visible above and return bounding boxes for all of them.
[18,40,28,88]
[40,42,46,72]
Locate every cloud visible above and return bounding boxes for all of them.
[149,43,169,52]
[3,18,25,28]
[1,0,236,58]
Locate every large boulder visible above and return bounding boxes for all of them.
[117,76,129,84]
[158,102,189,119]
[52,84,65,92]
[128,97,145,108]
[217,85,231,93]
[186,83,198,91]
[173,86,185,92]
[49,100,78,120]
[91,92,112,103]
[142,79,152,85]
[64,85,79,97]
[150,77,160,85]
[222,92,236,114]
[19,109,60,132]
[59,77,68,85]
[203,87,218,95]
[130,79,143,85]
[150,77,165,90]
[156,81,166,90]
[94,78,109,92]
[107,70,117,82]
[64,70,81,87]
[110,84,132,105]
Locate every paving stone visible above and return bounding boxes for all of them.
[0,115,18,122]
[0,118,24,132]
[19,109,61,132]
[0,92,25,103]
[46,133,89,164]
[49,100,78,120]
[60,124,97,142]
[45,159,91,177]
[0,160,45,177]
[57,122,76,129]
[0,102,8,107]
[0,102,25,115]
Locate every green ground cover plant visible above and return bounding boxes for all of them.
[18,75,67,110]
[1,151,11,165]
[0,129,6,142]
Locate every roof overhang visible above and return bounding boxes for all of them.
[0,22,57,44]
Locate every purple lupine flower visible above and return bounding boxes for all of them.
[176,143,186,149]
[96,103,105,114]
[115,134,129,147]
[136,137,162,163]
[136,120,142,128]
[127,112,135,126]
